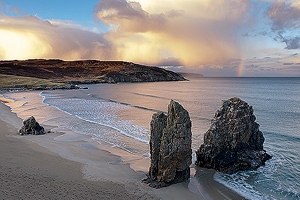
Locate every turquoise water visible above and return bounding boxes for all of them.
[4,77,300,199]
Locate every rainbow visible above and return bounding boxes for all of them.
[237,59,244,77]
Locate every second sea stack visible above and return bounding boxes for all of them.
[144,100,192,188]
[195,97,271,174]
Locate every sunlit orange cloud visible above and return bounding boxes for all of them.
[94,0,252,66]
[0,14,115,60]
[0,0,261,67]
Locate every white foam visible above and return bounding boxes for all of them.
[213,146,299,200]
[214,172,275,200]
[41,94,150,144]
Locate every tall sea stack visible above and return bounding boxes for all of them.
[143,100,192,188]
[195,97,271,174]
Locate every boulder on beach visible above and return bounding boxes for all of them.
[143,100,192,188]
[19,116,45,135]
[195,97,271,174]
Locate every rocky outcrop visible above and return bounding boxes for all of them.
[19,116,46,135]
[195,97,271,174]
[143,100,192,188]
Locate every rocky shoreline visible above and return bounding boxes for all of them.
[0,84,83,92]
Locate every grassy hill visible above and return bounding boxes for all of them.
[0,59,186,90]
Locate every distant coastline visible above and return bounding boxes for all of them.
[0,59,187,91]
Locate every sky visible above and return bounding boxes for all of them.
[0,0,300,77]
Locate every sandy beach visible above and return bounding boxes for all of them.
[2,0,300,198]
[0,94,245,200]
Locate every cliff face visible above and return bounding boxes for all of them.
[0,59,186,85]
[144,100,192,188]
[196,97,271,174]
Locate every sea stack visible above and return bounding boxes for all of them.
[195,97,271,174]
[19,116,46,135]
[143,100,192,188]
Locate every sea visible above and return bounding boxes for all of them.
[2,77,300,199]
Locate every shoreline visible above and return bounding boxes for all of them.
[0,102,157,199]
[0,92,245,199]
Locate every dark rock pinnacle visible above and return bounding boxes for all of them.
[143,100,192,188]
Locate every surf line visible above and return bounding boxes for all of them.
[79,90,166,114]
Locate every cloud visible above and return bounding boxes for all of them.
[157,57,183,66]
[267,1,300,49]
[0,14,115,60]
[282,36,300,49]
[11,6,25,16]
[93,0,171,33]
[267,1,300,32]
[93,0,252,66]
[0,0,25,16]
[236,55,300,76]
[180,54,300,77]
[245,64,259,68]
[1,0,299,77]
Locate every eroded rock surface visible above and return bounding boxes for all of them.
[195,97,271,174]
[19,116,45,135]
[143,100,192,188]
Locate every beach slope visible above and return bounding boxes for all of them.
[0,102,159,199]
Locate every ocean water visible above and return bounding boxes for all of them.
[3,77,300,199]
